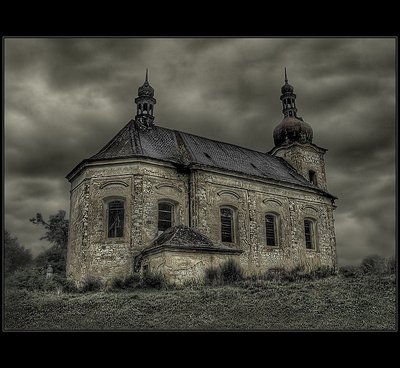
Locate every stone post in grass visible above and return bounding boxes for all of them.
[46,264,53,279]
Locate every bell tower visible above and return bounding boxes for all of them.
[134,69,156,130]
[269,69,328,191]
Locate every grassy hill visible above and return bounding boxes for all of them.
[4,274,396,330]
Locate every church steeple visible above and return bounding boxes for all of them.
[134,69,156,130]
[270,70,329,192]
[280,68,298,118]
[273,69,313,147]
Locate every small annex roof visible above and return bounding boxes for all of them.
[141,225,243,256]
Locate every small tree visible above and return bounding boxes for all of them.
[30,210,69,274]
[30,210,69,249]
[4,231,32,274]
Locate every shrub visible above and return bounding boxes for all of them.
[220,259,244,283]
[110,274,141,291]
[311,265,336,279]
[52,274,78,293]
[205,267,220,286]
[141,272,166,289]
[80,275,103,292]
[263,265,335,282]
[34,246,67,275]
[290,265,309,281]
[339,265,360,278]
[5,268,46,291]
[360,255,387,275]
[263,267,286,281]
[204,259,244,285]
[4,231,33,274]
[5,267,78,293]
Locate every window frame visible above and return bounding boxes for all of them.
[304,218,317,250]
[105,198,125,239]
[220,206,236,244]
[157,200,175,235]
[265,212,279,247]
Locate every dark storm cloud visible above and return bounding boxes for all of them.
[5,38,395,264]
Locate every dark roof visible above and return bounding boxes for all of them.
[67,119,335,198]
[141,225,243,256]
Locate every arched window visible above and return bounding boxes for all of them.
[158,202,174,234]
[108,200,124,238]
[138,103,142,114]
[304,218,316,249]
[143,103,148,113]
[265,213,278,246]
[220,207,234,243]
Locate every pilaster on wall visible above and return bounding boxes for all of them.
[247,190,259,266]
[327,206,338,270]
[191,171,210,236]
[80,180,90,276]
[132,175,144,251]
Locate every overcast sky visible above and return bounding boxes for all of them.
[4,38,396,265]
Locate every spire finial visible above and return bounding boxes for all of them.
[145,68,148,83]
[284,67,288,83]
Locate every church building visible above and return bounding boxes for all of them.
[66,69,337,285]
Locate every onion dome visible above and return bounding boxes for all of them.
[273,68,313,146]
[273,116,313,146]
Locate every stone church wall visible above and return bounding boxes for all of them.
[67,160,189,282]
[67,159,337,284]
[273,143,328,191]
[191,169,337,275]
[142,250,240,285]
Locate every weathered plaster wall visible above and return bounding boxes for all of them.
[67,161,189,283]
[67,155,337,284]
[142,250,241,285]
[273,143,328,191]
[191,169,337,275]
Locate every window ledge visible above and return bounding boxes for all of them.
[305,248,319,253]
[105,238,127,244]
[265,245,281,250]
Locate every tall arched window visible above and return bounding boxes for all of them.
[158,202,174,234]
[143,103,148,113]
[108,200,124,238]
[265,213,278,246]
[304,218,316,249]
[220,207,234,243]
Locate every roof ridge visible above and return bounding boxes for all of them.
[173,130,194,165]
[129,120,143,155]
[156,124,273,158]
[167,226,180,244]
